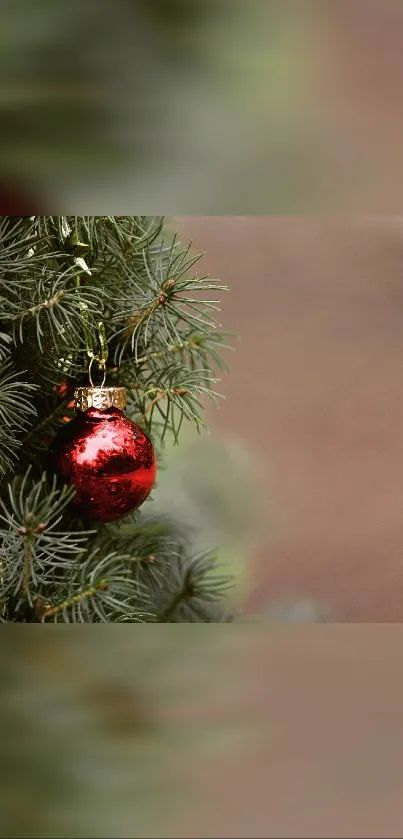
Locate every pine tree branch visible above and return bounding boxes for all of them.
[40,578,108,622]
[0,215,236,623]
[157,581,191,623]
[0,468,93,614]
[131,547,234,623]
[0,363,38,478]
[22,532,33,600]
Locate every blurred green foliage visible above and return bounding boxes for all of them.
[0,626,263,837]
[0,1,314,211]
[151,422,262,606]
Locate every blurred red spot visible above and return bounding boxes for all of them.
[0,182,40,215]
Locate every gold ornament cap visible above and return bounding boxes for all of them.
[74,386,127,412]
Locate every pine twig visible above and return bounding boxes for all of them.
[22,535,33,600]
[40,580,108,621]
[142,387,188,418]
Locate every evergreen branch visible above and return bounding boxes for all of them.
[10,272,102,353]
[95,517,178,600]
[59,549,154,623]
[92,525,234,623]
[0,363,38,478]
[90,516,231,623]
[0,429,20,479]
[23,531,33,600]
[117,329,234,374]
[0,331,12,363]
[117,542,234,623]
[0,215,236,623]
[0,216,66,277]
[0,468,93,612]
[100,215,164,260]
[154,549,234,623]
[97,515,176,562]
[40,578,108,621]
[21,391,75,455]
[141,386,189,418]
[127,365,223,442]
[109,233,227,366]
[0,363,37,430]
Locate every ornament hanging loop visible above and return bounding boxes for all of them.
[87,321,108,387]
[89,321,108,364]
[88,356,107,388]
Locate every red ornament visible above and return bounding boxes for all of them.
[49,386,156,522]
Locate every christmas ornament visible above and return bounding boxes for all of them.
[49,385,156,522]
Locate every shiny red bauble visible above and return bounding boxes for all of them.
[49,405,156,522]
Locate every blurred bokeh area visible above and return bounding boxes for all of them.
[3,1,403,211]
[176,216,403,623]
[3,626,403,837]
[4,4,403,834]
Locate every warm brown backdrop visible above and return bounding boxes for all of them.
[177,217,403,621]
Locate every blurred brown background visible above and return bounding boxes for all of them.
[177,217,403,622]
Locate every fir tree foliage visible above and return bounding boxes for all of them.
[0,216,234,622]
